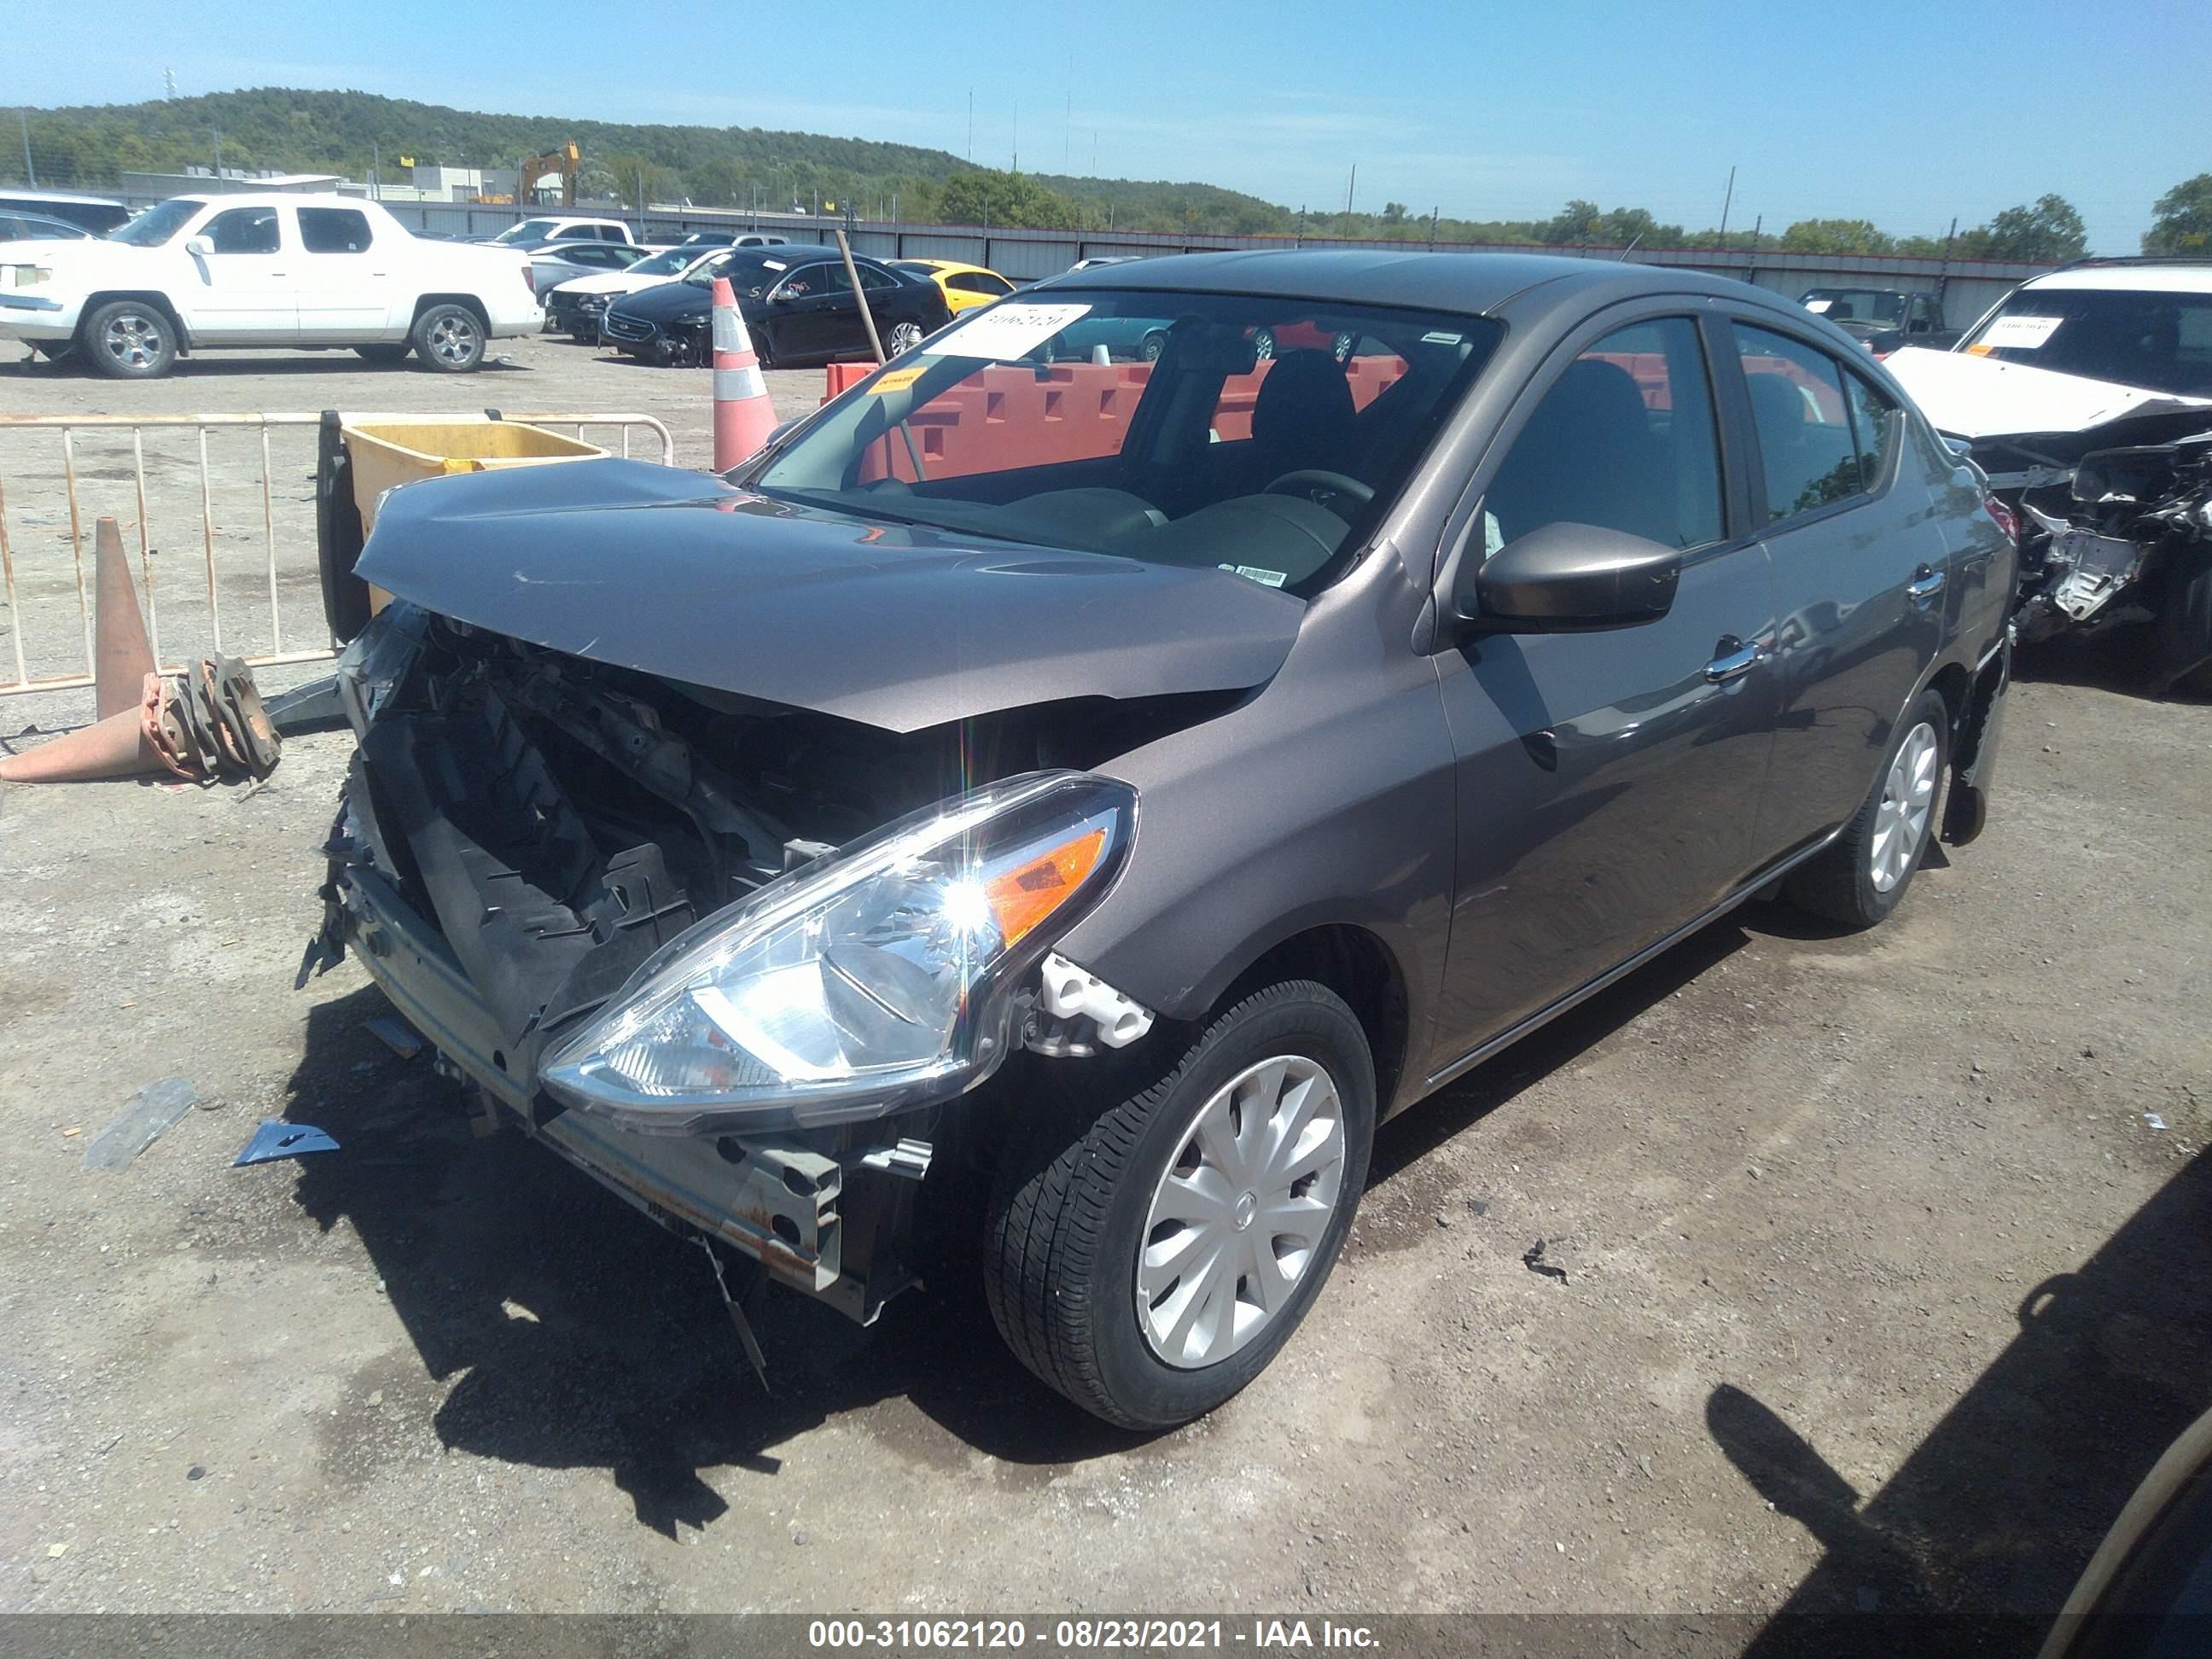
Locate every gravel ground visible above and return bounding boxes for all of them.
[1,333,2209,1637]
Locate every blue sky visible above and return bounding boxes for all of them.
[7,0,2203,251]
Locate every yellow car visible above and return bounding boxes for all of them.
[889,259,1016,314]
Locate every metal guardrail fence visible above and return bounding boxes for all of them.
[0,410,675,696]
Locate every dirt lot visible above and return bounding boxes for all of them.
[3,335,2210,1638]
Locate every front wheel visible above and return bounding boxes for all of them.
[410,303,486,372]
[985,979,1374,1429]
[81,300,178,379]
[1784,689,1949,928]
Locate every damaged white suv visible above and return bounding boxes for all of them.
[1885,259,2212,692]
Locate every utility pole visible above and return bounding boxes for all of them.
[1936,215,1958,306]
[1011,100,1019,173]
[1717,164,1735,242]
[371,140,380,201]
[1345,164,1356,218]
[1427,205,1438,251]
[1296,205,1307,246]
[1746,214,1762,284]
[212,127,223,180]
[19,111,35,189]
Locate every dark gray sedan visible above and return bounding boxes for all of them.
[310,252,2015,1429]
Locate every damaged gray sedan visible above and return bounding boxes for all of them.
[306,252,2013,1427]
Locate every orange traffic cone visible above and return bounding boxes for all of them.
[711,275,777,472]
[0,704,163,783]
[93,515,154,720]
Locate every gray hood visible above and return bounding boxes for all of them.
[356,457,1306,733]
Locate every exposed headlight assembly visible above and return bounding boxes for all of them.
[542,771,1136,1134]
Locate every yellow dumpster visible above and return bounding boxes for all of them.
[342,419,606,533]
[317,417,609,639]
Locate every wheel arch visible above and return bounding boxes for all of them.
[1213,923,1412,1115]
[410,293,491,330]
[79,290,191,351]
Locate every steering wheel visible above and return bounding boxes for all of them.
[1263,469,1374,513]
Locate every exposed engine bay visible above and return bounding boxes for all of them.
[1999,420,2212,691]
[306,603,1201,1325]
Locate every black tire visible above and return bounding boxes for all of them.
[353,343,410,366]
[1252,327,1277,360]
[2152,546,2212,697]
[985,979,1375,1429]
[80,300,178,380]
[1784,689,1950,928]
[410,303,486,373]
[1140,330,1167,363]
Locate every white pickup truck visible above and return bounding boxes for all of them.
[0,193,544,378]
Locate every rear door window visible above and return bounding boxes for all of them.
[298,207,372,253]
[1732,325,1863,522]
[1484,317,1726,554]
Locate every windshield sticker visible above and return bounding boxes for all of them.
[1421,330,1464,344]
[760,259,787,271]
[1802,299,1833,314]
[938,302,1093,360]
[870,364,926,395]
[1977,314,2064,351]
[1220,563,1288,588]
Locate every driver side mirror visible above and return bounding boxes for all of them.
[184,235,214,257]
[1458,521,1682,633]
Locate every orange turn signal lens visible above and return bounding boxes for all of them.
[983,828,1109,948]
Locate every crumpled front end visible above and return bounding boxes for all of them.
[2011,429,2212,689]
[301,602,1172,1323]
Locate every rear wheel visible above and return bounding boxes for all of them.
[410,303,485,372]
[985,980,1373,1429]
[1784,689,1949,928]
[885,318,926,357]
[81,300,177,379]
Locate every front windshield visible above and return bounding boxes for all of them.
[690,253,789,294]
[1802,288,1905,325]
[629,247,696,277]
[1960,287,2212,397]
[492,218,558,245]
[751,289,1503,597]
[109,198,202,247]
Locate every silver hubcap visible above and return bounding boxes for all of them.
[428,313,480,364]
[1253,331,1275,359]
[102,313,163,368]
[1871,720,1939,892]
[887,321,923,355]
[1138,1055,1346,1370]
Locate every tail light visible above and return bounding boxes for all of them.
[521,261,537,296]
[1983,493,2019,546]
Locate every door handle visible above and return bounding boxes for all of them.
[1705,639,1765,684]
[1908,566,1946,603]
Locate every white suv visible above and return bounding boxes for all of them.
[0,193,544,377]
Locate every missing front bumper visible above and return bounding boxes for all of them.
[322,835,917,1325]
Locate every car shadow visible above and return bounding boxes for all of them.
[1712,1145,2212,1649]
[2013,628,2212,706]
[281,983,1148,1537]
[10,351,530,380]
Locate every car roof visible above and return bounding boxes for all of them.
[0,188,126,207]
[2023,263,2212,295]
[1050,247,1752,315]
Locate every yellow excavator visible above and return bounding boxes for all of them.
[475,143,579,207]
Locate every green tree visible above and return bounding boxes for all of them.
[1961,194,2086,262]
[936,167,1080,230]
[2144,174,2212,254]
[1780,218,1895,254]
[1541,199,1606,243]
